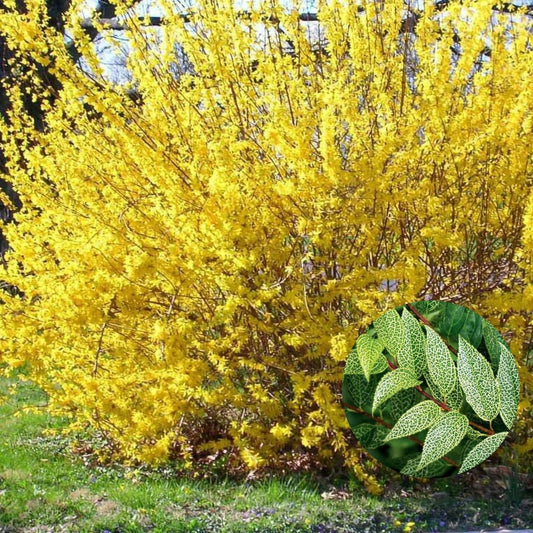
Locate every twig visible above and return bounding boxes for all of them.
[93,322,108,377]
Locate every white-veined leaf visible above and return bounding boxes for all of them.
[390,388,418,422]
[345,347,388,376]
[425,370,464,410]
[483,320,504,374]
[417,410,469,471]
[371,354,390,375]
[396,308,426,378]
[344,374,380,408]
[425,326,457,397]
[457,336,500,422]
[357,333,386,381]
[458,432,508,474]
[372,368,421,414]
[384,400,443,442]
[352,423,390,449]
[461,427,485,463]
[461,436,480,463]
[445,381,465,410]
[496,341,520,430]
[466,426,485,440]
[401,456,451,478]
[374,309,405,357]
[344,348,363,375]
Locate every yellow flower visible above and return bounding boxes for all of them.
[0,0,530,490]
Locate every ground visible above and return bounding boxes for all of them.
[0,378,532,533]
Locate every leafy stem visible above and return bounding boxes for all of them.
[341,400,460,467]
[386,359,494,435]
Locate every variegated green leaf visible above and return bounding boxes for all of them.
[461,426,485,463]
[390,388,417,422]
[357,333,386,381]
[483,320,504,373]
[372,354,390,375]
[424,371,464,410]
[384,401,443,442]
[424,371,440,400]
[466,426,485,440]
[460,401,491,428]
[458,432,508,474]
[400,455,424,476]
[496,341,520,430]
[457,307,483,350]
[446,380,465,410]
[345,348,363,375]
[457,336,501,422]
[374,309,405,357]
[425,326,457,398]
[372,368,421,414]
[388,451,421,472]
[352,423,390,449]
[396,308,427,378]
[345,347,389,376]
[344,374,380,408]
[417,410,469,471]
[459,430,482,465]
[402,456,451,478]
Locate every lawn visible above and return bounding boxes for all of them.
[0,376,532,533]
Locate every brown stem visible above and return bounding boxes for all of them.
[406,303,457,356]
[342,400,394,429]
[386,359,494,435]
[341,400,460,467]
[414,385,450,410]
[469,419,495,435]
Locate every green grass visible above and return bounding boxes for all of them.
[1,376,532,533]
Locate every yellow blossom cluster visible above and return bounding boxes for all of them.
[1,0,533,488]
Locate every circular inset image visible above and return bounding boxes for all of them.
[342,301,519,478]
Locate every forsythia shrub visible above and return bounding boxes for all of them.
[0,0,533,489]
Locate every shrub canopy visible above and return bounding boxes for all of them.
[0,0,532,490]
